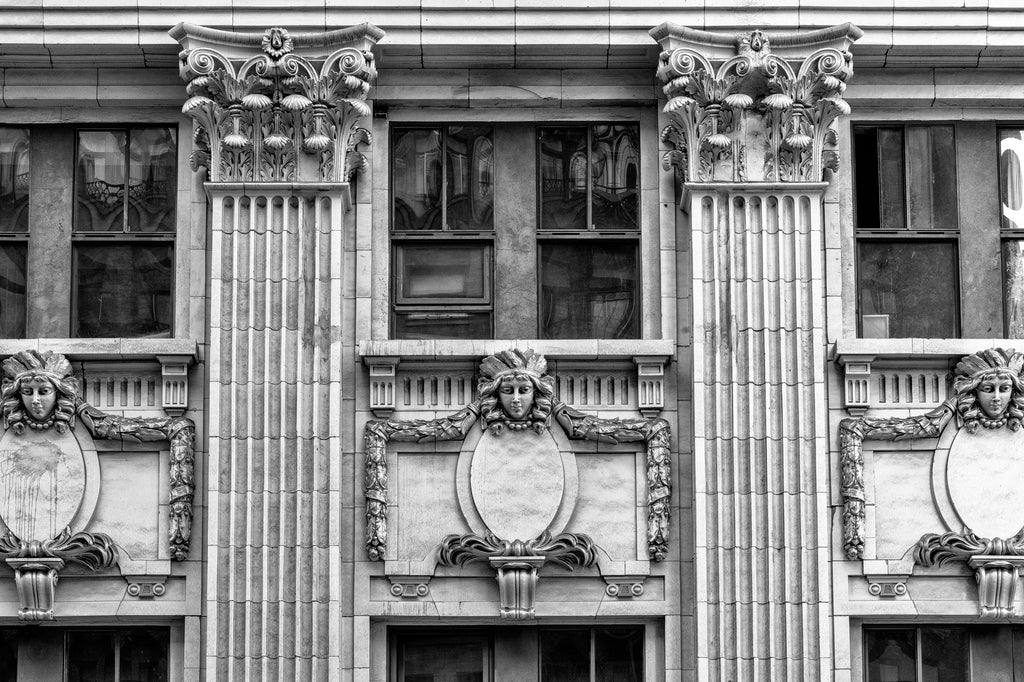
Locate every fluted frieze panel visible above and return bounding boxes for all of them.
[690,184,829,682]
[205,185,342,681]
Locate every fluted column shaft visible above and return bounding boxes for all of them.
[690,183,830,681]
[205,186,343,680]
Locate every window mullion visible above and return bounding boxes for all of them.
[590,628,596,682]
[441,127,448,231]
[123,129,131,233]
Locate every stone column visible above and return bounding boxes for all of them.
[651,23,861,681]
[171,23,383,681]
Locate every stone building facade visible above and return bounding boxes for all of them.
[0,2,1022,681]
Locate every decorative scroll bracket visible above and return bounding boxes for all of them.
[634,355,668,418]
[605,576,647,599]
[970,556,1024,618]
[388,576,430,599]
[7,558,62,621]
[157,355,191,417]
[839,355,874,416]
[491,556,545,620]
[366,356,400,418]
[866,574,908,599]
[650,23,862,184]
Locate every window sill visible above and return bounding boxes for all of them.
[359,338,675,362]
[834,338,1016,363]
[0,337,199,363]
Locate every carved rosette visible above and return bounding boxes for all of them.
[839,347,1024,617]
[170,23,384,183]
[651,23,862,183]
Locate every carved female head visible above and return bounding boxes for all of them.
[953,348,1024,433]
[478,349,556,436]
[1,350,80,434]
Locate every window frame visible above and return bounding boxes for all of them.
[997,124,1024,338]
[852,122,962,339]
[70,124,178,339]
[535,122,642,340]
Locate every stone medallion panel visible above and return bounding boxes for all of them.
[944,427,1024,539]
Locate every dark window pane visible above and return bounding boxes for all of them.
[119,629,169,682]
[397,244,489,303]
[594,628,643,682]
[0,630,16,682]
[540,127,588,230]
[906,126,957,231]
[128,127,177,233]
[1004,240,1024,337]
[393,129,443,231]
[877,128,906,231]
[401,636,484,682]
[858,240,958,338]
[0,243,26,338]
[591,125,639,230]
[395,311,491,340]
[76,130,127,232]
[67,631,117,682]
[1000,128,1024,230]
[865,629,916,682]
[0,128,29,233]
[74,244,173,338]
[1013,627,1024,680]
[540,629,590,682]
[920,628,967,682]
[540,241,638,339]
[854,127,882,230]
[446,126,493,231]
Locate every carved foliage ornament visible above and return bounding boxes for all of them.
[0,350,196,619]
[839,348,1024,617]
[173,24,383,183]
[652,24,861,183]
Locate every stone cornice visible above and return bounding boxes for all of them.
[171,23,383,184]
[653,23,860,184]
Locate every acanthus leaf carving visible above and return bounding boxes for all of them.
[171,23,383,183]
[652,23,861,183]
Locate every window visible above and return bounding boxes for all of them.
[539,627,643,682]
[67,628,169,682]
[393,631,490,682]
[0,127,29,338]
[72,127,176,338]
[854,125,960,338]
[391,125,494,339]
[538,124,640,339]
[1000,127,1024,337]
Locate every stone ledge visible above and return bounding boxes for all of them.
[0,338,200,363]
[359,339,675,363]
[834,338,1019,363]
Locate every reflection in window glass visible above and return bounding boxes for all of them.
[447,126,493,231]
[397,244,489,302]
[865,630,916,682]
[0,243,26,338]
[75,128,177,233]
[1000,128,1024,230]
[920,628,968,682]
[858,241,958,338]
[399,635,486,682]
[0,128,29,233]
[540,127,588,230]
[74,244,173,338]
[1004,240,1024,338]
[905,126,957,231]
[393,129,443,231]
[594,629,643,682]
[591,125,639,230]
[540,242,638,339]
[67,629,169,682]
[540,627,643,682]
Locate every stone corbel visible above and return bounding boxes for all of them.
[633,356,668,418]
[838,355,873,416]
[7,558,62,621]
[366,357,400,418]
[866,574,908,598]
[650,23,862,184]
[970,556,1024,618]
[170,23,384,185]
[491,556,545,620]
[157,355,192,417]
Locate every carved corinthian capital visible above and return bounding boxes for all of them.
[650,23,862,183]
[169,22,384,183]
